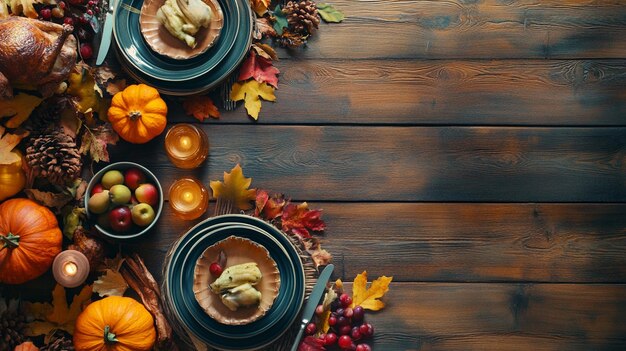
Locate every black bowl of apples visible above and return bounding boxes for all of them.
[85,162,164,240]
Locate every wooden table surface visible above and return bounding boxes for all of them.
[9,1,626,350]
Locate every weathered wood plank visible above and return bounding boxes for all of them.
[109,126,626,202]
[171,59,626,125]
[361,282,626,350]
[277,0,626,59]
[129,203,626,283]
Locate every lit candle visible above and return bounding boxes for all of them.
[164,124,209,169]
[52,250,90,288]
[169,178,209,220]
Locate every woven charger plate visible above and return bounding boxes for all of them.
[140,0,224,59]
[193,236,280,325]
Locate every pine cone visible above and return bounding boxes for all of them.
[25,128,82,185]
[24,97,71,135]
[284,0,320,35]
[0,300,27,351]
[40,331,75,351]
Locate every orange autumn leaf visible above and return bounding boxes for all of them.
[183,95,220,121]
[0,126,28,164]
[350,271,392,311]
[25,284,92,337]
[251,0,270,16]
[210,164,257,210]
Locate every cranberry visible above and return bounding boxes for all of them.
[40,8,52,20]
[80,43,93,60]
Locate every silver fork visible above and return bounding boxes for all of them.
[220,71,239,111]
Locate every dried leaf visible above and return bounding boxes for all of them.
[59,108,82,139]
[67,64,100,113]
[252,43,278,61]
[209,164,257,210]
[182,95,220,121]
[106,79,128,96]
[230,80,276,120]
[254,189,286,220]
[4,0,56,18]
[93,269,128,297]
[303,237,332,268]
[251,0,270,16]
[255,18,277,38]
[281,202,326,238]
[298,336,326,351]
[79,124,119,162]
[100,252,125,271]
[317,3,345,23]
[0,126,28,165]
[26,284,92,336]
[272,5,288,35]
[350,271,392,311]
[238,51,280,88]
[62,206,85,239]
[0,93,43,128]
[24,188,73,211]
[95,66,116,84]
[318,283,337,333]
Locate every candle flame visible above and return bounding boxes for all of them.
[63,261,78,277]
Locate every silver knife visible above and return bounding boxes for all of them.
[290,264,335,351]
[96,0,117,65]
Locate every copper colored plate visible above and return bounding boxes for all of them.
[140,0,224,60]
[193,236,281,325]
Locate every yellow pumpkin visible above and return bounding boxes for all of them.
[107,84,167,144]
[0,150,26,201]
[14,341,38,351]
[73,296,156,351]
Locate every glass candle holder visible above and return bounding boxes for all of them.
[52,250,90,288]
[169,178,209,220]
[164,124,209,169]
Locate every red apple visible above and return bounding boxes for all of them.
[91,183,104,195]
[108,206,133,232]
[131,203,156,227]
[135,183,159,207]
[131,194,139,205]
[124,168,146,190]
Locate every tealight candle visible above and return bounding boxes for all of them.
[169,178,209,220]
[52,250,90,288]
[164,124,209,169]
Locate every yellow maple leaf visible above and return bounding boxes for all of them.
[0,93,43,128]
[251,0,270,16]
[67,64,100,114]
[350,271,392,311]
[93,269,128,297]
[0,126,28,165]
[209,164,257,210]
[230,80,275,120]
[26,284,92,336]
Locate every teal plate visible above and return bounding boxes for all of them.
[165,216,305,350]
[113,0,239,81]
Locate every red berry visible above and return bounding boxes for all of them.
[328,316,337,326]
[315,304,325,316]
[338,335,353,349]
[339,293,352,307]
[337,316,348,326]
[40,8,52,19]
[356,344,372,351]
[324,332,337,345]
[63,17,74,25]
[209,262,223,277]
[344,307,354,319]
[350,326,362,340]
[80,43,93,59]
[359,323,369,335]
[339,324,351,335]
[58,1,66,9]
[359,323,374,337]
[305,322,317,335]
[352,306,365,323]
[86,9,93,15]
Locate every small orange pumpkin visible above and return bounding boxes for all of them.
[107,84,167,144]
[14,341,38,351]
[0,198,62,284]
[74,296,157,351]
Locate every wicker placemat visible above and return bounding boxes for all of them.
[161,215,319,351]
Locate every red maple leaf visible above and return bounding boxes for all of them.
[281,202,326,238]
[298,336,326,351]
[238,50,280,88]
[255,189,286,220]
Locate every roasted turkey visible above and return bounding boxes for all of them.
[0,17,77,99]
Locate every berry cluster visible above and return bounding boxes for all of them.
[305,293,374,350]
[36,0,102,59]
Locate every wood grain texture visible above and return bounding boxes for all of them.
[170,60,626,125]
[361,282,626,350]
[109,126,626,202]
[126,203,626,283]
[277,0,626,59]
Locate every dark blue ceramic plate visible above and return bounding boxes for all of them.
[177,224,294,339]
[113,0,239,81]
[165,215,305,350]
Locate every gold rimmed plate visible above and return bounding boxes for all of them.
[193,236,281,325]
[140,0,224,60]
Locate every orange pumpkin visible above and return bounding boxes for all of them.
[74,296,156,351]
[107,84,167,144]
[0,198,62,284]
[14,341,38,351]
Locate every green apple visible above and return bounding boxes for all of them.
[101,170,124,189]
[131,203,156,227]
[87,190,110,214]
[110,184,132,205]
